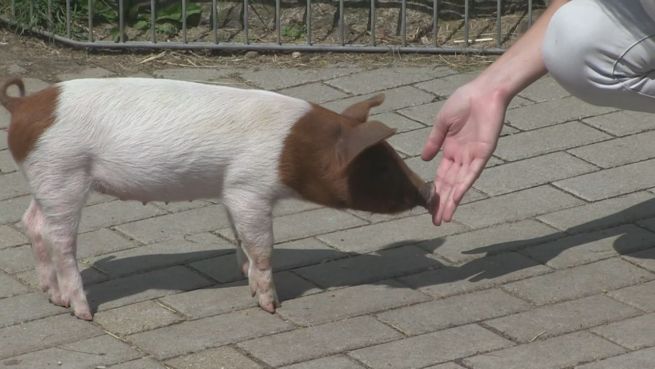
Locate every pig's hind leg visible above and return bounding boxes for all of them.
[22,200,58,297]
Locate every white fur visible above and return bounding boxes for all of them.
[17,78,311,317]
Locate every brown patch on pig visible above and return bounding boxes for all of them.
[4,83,59,163]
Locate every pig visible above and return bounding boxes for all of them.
[0,76,435,320]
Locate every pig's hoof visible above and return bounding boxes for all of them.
[258,291,280,314]
[48,292,69,308]
[74,308,93,321]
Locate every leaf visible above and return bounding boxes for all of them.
[133,19,150,30]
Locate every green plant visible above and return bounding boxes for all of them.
[282,21,304,39]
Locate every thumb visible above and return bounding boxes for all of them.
[421,122,447,161]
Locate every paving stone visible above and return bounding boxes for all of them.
[218,208,366,244]
[240,65,361,90]
[421,220,558,264]
[14,265,108,290]
[474,152,597,196]
[388,127,431,157]
[0,225,27,249]
[86,266,213,311]
[582,110,655,137]
[371,112,426,133]
[82,238,231,278]
[350,324,512,369]
[494,121,610,161]
[569,130,655,168]
[278,280,428,326]
[324,86,434,114]
[576,347,655,369]
[325,67,452,95]
[0,244,32,274]
[423,364,467,369]
[0,335,141,369]
[414,71,478,97]
[152,68,233,81]
[238,316,401,367]
[518,75,571,102]
[165,346,262,369]
[503,258,654,305]
[278,82,348,103]
[538,191,655,232]
[377,289,529,335]
[273,198,321,217]
[608,280,655,312]
[0,150,17,174]
[318,215,467,253]
[403,155,502,184]
[0,109,9,130]
[0,314,103,359]
[76,228,137,260]
[94,300,183,336]
[108,357,167,369]
[347,206,428,223]
[116,206,231,244]
[0,292,65,328]
[521,225,655,269]
[129,308,293,360]
[554,158,655,201]
[56,67,115,81]
[279,355,365,369]
[0,273,28,298]
[295,244,441,288]
[23,78,51,94]
[151,200,213,213]
[505,97,617,131]
[79,201,165,234]
[397,101,444,125]
[455,185,584,229]
[463,332,624,369]
[0,172,29,201]
[400,252,551,299]
[0,130,6,150]
[592,313,655,350]
[0,195,31,225]
[486,295,640,343]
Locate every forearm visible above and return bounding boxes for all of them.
[473,0,570,103]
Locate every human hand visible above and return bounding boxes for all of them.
[421,82,508,225]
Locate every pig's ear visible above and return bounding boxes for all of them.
[341,94,385,123]
[337,120,396,166]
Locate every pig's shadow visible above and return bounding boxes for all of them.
[84,198,655,312]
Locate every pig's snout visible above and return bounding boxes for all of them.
[419,181,437,214]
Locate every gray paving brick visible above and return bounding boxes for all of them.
[494,121,610,161]
[152,68,232,81]
[0,150,17,174]
[240,66,361,90]
[518,75,571,102]
[400,252,551,299]
[273,198,321,217]
[279,355,365,369]
[325,67,452,95]
[474,152,597,196]
[0,225,26,249]
[0,314,103,359]
[592,313,655,350]
[278,82,348,103]
[324,86,435,114]
[76,228,137,260]
[371,112,426,133]
[608,280,655,312]
[15,265,107,290]
[94,300,183,336]
[218,208,366,244]
[0,172,29,201]
[0,195,30,225]
[295,244,441,288]
[318,214,467,253]
[506,97,616,131]
[538,191,655,232]
[346,206,428,224]
[388,127,431,157]
[0,244,32,273]
[82,238,231,278]
[0,109,8,130]
[350,324,512,369]
[57,67,115,81]
[421,220,558,264]
[414,72,478,97]
[570,130,655,168]
[397,101,444,125]
[151,199,214,213]
[115,205,231,243]
[377,289,529,335]
[554,158,655,201]
[522,225,655,269]
[130,308,293,359]
[423,364,467,369]
[108,358,167,369]
[0,335,141,369]
[0,292,65,328]
[486,295,641,343]
[576,347,655,369]
[463,332,624,369]
[0,131,6,150]
[79,201,166,234]
[86,266,213,311]
[403,155,502,185]
[279,281,428,326]
[455,186,584,229]
[503,258,654,305]
[582,110,655,137]
[165,346,262,369]
[238,316,401,367]
[0,273,28,298]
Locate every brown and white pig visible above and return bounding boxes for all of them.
[0,77,435,320]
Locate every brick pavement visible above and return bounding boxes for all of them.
[1,60,655,369]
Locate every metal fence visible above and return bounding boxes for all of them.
[0,0,542,53]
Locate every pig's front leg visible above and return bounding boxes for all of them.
[224,191,279,313]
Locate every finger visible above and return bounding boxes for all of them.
[421,121,447,161]
[443,158,486,222]
[435,161,460,225]
[433,158,454,225]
